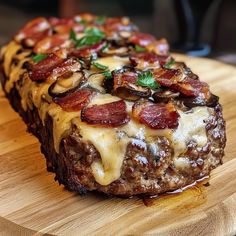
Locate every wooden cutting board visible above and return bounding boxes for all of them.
[0,54,236,236]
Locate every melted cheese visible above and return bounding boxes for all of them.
[6,52,30,93]
[172,107,210,158]
[3,41,21,77]
[74,118,129,185]
[95,56,130,71]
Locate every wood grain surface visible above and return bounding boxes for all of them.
[0,54,236,236]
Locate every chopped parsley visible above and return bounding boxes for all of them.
[164,59,175,69]
[102,70,112,78]
[95,15,106,25]
[69,29,77,42]
[134,45,147,52]
[72,27,106,48]
[91,61,108,70]
[32,54,47,63]
[136,71,160,89]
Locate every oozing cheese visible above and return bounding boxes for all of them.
[172,107,210,158]
[2,40,212,186]
[95,56,130,71]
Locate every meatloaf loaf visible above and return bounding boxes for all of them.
[0,14,226,196]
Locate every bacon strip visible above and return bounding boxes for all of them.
[69,41,107,58]
[132,101,179,129]
[129,33,156,47]
[53,89,93,112]
[171,77,210,99]
[153,68,182,87]
[129,33,169,55]
[14,17,51,47]
[81,100,130,127]
[29,53,80,81]
[130,52,171,69]
[49,17,84,33]
[34,34,70,54]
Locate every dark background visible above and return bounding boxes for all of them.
[0,0,235,64]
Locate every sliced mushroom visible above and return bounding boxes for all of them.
[179,93,219,108]
[99,45,128,57]
[113,68,151,101]
[48,71,85,98]
[153,90,180,103]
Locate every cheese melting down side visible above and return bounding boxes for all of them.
[2,41,213,186]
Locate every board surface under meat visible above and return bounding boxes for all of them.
[0,14,226,196]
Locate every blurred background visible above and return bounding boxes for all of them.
[0,0,235,64]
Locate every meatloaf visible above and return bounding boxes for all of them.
[0,14,226,196]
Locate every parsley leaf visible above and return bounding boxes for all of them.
[75,27,106,48]
[95,15,106,25]
[164,59,175,69]
[69,29,77,42]
[84,28,105,38]
[102,70,112,78]
[92,61,108,70]
[136,71,160,89]
[134,45,147,52]
[32,54,47,63]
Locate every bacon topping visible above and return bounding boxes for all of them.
[129,33,169,55]
[129,33,156,47]
[69,40,107,58]
[81,100,130,127]
[171,77,210,99]
[132,101,179,129]
[49,17,84,33]
[130,52,171,69]
[14,17,51,47]
[54,89,93,112]
[34,34,70,54]
[29,53,80,81]
[153,68,182,87]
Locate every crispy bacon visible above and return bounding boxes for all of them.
[81,100,130,127]
[171,77,210,99]
[147,38,169,55]
[113,70,151,100]
[49,17,84,33]
[129,33,169,55]
[129,33,156,47]
[14,17,51,47]
[53,89,93,112]
[132,101,179,129]
[130,52,171,69]
[29,53,80,81]
[104,17,134,33]
[34,34,70,54]
[153,68,182,87]
[69,40,107,58]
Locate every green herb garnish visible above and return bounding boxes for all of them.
[164,59,175,69]
[102,70,112,78]
[32,54,47,63]
[69,29,77,42]
[75,27,106,48]
[134,45,147,52]
[137,71,160,89]
[92,61,108,70]
[95,15,106,25]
